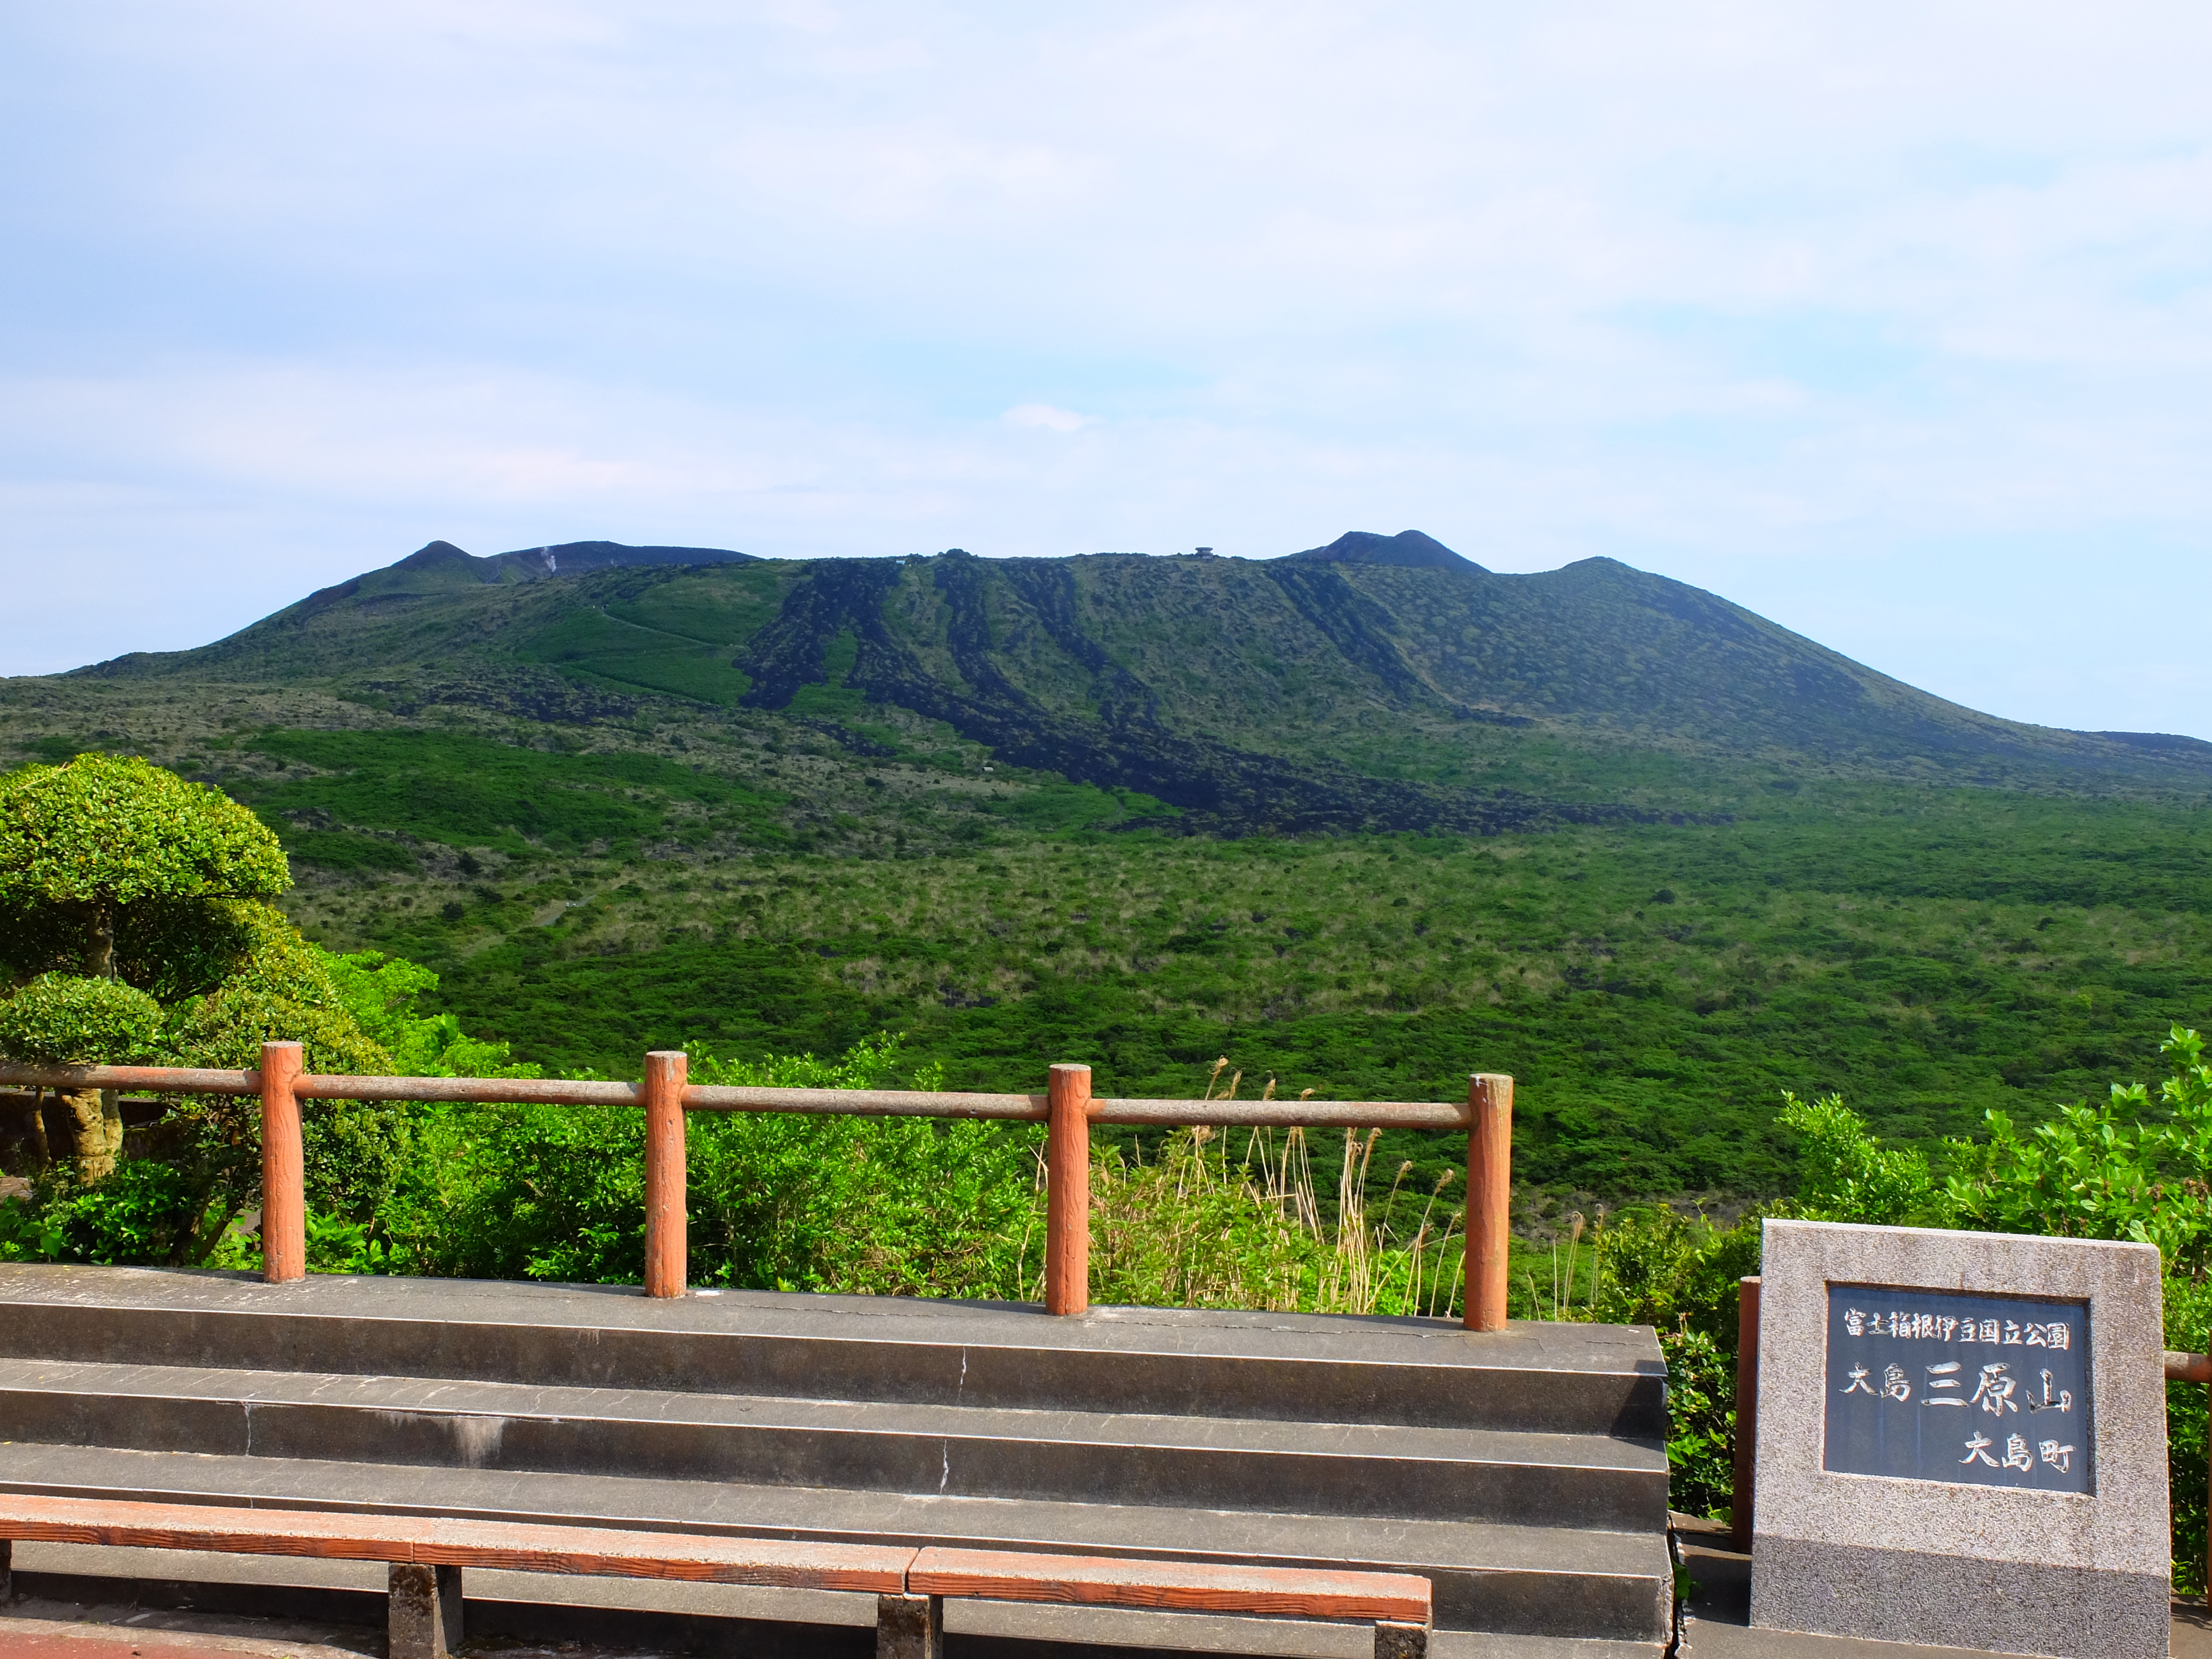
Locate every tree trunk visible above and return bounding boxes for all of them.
[67,901,126,1177]
[86,909,116,980]
[9,1088,51,1174]
[176,1191,242,1267]
[60,1088,121,1180]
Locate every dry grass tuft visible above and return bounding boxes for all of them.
[1072,1111,1467,1318]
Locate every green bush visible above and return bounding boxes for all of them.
[1658,1327,1735,1518]
[0,973,163,1063]
[318,950,538,1078]
[0,754,289,915]
[1776,1089,1938,1225]
[369,1031,1039,1295]
[1553,1203,1761,1522]
[1,755,390,1208]
[2168,1275,2212,1593]
[1947,1025,2212,1272]
[0,1191,64,1261]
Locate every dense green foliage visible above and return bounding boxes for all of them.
[0,755,388,1222]
[238,727,791,856]
[0,973,164,1063]
[0,755,386,1082]
[1772,1089,1938,1224]
[1948,1025,2212,1272]
[5,696,2208,1205]
[328,782,2211,1206]
[365,1035,1036,1295]
[0,754,294,999]
[0,753,289,912]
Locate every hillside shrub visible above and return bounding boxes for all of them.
[1946,1025,2212,1270]
[366,1031,1039,1295]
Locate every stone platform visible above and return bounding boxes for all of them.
[12,1530,2212,1657]
[0,1262,1673,1655]
[1673,1517,2212,1658]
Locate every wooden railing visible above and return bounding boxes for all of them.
[2168,1349,2212,1593]
[0,1045,1518,1330]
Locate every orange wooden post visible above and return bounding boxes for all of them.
[258,1040,306,1284]
[1045,1063,1092,1316]
[1463,1073,1512,1331]
[643,1050,688,1298]
[1732,1275,1762,1552]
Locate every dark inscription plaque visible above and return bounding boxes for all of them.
[1823,1284,2091,1493]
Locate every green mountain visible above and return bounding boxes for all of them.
[67,531,2212,836]
[11,531,2211,1202]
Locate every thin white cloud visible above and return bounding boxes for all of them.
[1002,404,1087,434]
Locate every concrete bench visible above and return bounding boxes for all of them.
[0,1494,1432,1658]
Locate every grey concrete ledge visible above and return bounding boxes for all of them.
[0,1262,1659,1373]
[0,1262,1665,1436]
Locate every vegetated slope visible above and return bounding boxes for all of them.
[12,663,2208,1203]
[12,530,2212,1205]
[66,533,2212,837]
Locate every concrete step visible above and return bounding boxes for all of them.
[0,1263,1676,1647]
[0,1266,1663,1438]
[7,1543,1667,1657]
[0,1441,1674,1642]
[0,1357,1668,1531]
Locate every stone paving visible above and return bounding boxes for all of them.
[1676,1516,2212,1657]
[0,1596,629,1659]
[12,1540,2212,1657]
[0,1596,374,1659]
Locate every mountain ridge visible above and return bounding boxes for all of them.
[12,529,2211,1179]
[289,538,755,618]
[1289,528,1481,571]
[38,530,2212,837]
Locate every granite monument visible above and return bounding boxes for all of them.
[1750,1218,2169,1659]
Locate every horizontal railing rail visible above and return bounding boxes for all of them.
[0,1064,1472,1126]
[2164,1351,2212,1385]
[0,1050,1511,1328]
[3,1065,273,1096]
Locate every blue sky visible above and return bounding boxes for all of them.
[3,2,2208,736]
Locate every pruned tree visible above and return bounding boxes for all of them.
[1,754,290,1176]
[0,974,163,1177]
[0,754,290,986]
[1,755,387,1238]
